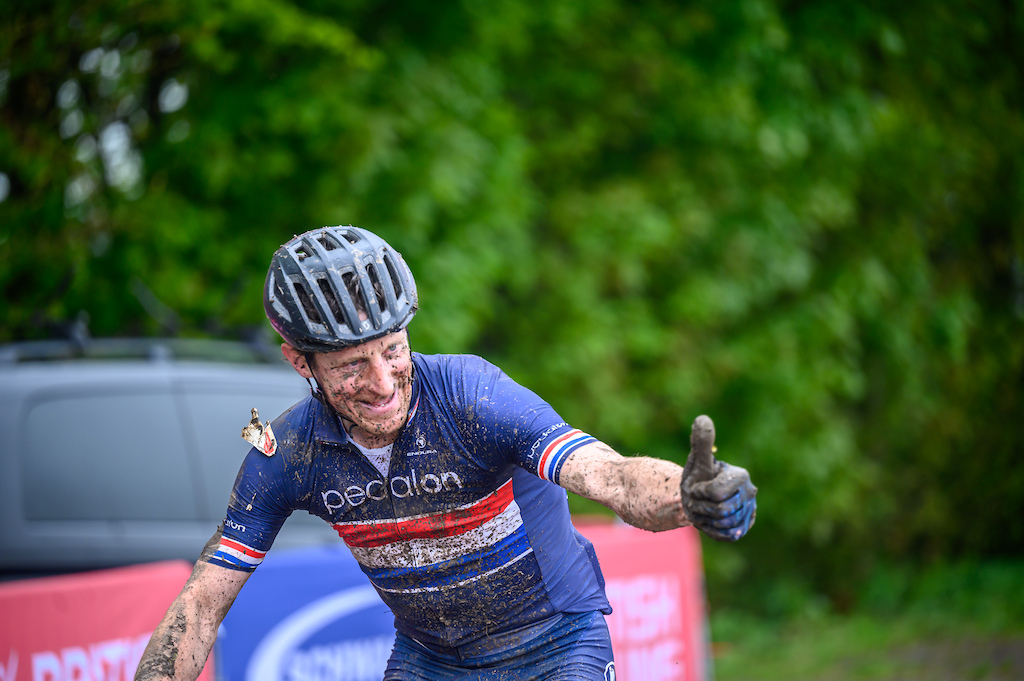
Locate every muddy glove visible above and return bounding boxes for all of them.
[680,415,757,542]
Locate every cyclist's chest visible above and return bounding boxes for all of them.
[306,414,512,526]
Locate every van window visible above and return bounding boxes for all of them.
[23,392,199,521]
[181,387,310,522]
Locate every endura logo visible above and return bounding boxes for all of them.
[321,468,464,513]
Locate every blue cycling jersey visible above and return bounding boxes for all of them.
[208,353,612,650]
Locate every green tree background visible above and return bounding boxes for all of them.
[3,0,1022,615]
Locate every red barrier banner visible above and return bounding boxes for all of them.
[0,531,705,681]
[0,562,214,681]
[578,522,708,681]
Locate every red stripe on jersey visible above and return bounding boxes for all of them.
[538,429,579,481]
[334,478,514,548]
[220,537,266,559]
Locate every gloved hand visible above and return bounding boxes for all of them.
[680,415,757,542]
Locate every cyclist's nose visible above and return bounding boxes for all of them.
[364,354,395,396]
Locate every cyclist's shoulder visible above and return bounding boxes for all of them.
[269,395,317,439]
[413,351,501,378]
[259,395,346,469]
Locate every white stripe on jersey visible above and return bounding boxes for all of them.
[347,499,525,569]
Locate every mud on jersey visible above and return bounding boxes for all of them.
[209,353,611,649]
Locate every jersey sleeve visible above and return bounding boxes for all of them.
[206,443,298,572]
[447,355,597,486]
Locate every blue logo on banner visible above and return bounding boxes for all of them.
[218,546,396,681]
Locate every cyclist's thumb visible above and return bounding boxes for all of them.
[687,415,717,483]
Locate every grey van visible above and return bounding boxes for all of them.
[0,338,341,575]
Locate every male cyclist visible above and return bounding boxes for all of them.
[135,225,757,681]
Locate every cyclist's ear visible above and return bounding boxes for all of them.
[282,343,315,378]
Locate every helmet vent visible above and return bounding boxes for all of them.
[341,271,368,322]
[366,263,384,311]
[317,233,341,251]
[383,252,404,299]
[295,246,311,261]
[340,229,360,245]
[318,278,346,325]
[293,282,323,324]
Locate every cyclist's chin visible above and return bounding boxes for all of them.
[359,411,405,436]
[342,399,409,442]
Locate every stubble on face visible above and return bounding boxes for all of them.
[309,331,413,448]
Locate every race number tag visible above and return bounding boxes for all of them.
[241,407,277,456]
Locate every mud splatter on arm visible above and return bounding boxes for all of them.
[559,442,690,532]
[134,529,251,681]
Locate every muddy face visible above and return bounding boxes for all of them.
[304,331,413,448]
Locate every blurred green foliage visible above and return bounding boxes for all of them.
[712,559,1024,680]
[2,0,1022,613]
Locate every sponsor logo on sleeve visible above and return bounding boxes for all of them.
[528,422,568,465]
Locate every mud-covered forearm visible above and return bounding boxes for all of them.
[600,454,689,531]
[561,442,690,532]
[134,598,206,681]
[135,530,248,681]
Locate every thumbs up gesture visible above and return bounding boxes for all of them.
[680,415,757,541]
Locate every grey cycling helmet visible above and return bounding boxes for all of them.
[264,226,418,352]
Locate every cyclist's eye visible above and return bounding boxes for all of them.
[330,359,362,374]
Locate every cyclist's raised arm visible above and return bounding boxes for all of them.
[135,529,251,681]
[559,440,689,532]
[559,416,757,542]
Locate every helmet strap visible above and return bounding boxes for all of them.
[305,375,322,401]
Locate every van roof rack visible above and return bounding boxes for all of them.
[0,337,283,365]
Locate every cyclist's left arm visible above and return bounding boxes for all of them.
[558,441,690,532]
